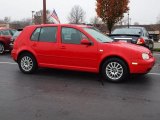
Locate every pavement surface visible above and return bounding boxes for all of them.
[0,53,160,120]
[154,42,160,48]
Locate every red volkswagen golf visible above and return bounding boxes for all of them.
[11,24,155,82]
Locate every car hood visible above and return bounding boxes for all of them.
[102,42,150,53]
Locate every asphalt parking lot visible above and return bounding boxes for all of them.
[0,53,160,120]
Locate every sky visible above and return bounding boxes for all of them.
[0,0,160,25]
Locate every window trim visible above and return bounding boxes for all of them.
[30,27,41,41]
[61,27,91,45]
[30,26,58,43]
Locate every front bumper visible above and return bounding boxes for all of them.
[130,57,155,74]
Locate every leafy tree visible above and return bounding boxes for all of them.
[96,0,129,33]
[68,5,85,24]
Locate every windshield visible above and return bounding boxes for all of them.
[112,28,142,35]
[83,28,113,43]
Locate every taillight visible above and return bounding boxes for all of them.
[137,38,145,45]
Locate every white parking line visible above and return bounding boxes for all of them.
[148,73,160,76]
[0,62,17,65]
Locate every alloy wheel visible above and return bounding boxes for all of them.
[105,62,124,81]
[20,56,33,72]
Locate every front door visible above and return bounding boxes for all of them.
[57,27,98,71]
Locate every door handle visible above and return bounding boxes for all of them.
[60,46,66,49]
[32,43,37,47]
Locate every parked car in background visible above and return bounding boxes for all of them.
[109,27,154,51]
[10,29,22,49]
[12,24,155,83]
[0,28,17,54]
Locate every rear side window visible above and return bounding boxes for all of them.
[31,28,41,41]
[31,27,57,42]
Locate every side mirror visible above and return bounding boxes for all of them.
[81,39,92,45]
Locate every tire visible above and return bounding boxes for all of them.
[0,43,5,54]
[18,53,38,74]
[101,58,129,83]
[148,42,154,51]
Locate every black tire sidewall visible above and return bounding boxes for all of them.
[101,58,129,83]
[18,53,37,74]
[0,43,5,54]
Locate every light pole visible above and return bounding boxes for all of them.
[43,0,46,24]
[32,11,35,24]
[128,12,130,28]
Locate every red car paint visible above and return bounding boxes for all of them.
[11,24,155,74]
[0,28,17,52]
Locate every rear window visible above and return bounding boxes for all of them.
[112,28,142,35]
[1,30,11,36]
[31,27,57,42]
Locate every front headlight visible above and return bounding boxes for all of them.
[142,53,149,60]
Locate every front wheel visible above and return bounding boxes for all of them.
[0,43,5,54]
[18,53,38,74]
[101,58,129,83]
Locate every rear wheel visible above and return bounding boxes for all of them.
[18,53,38,74]
[148,42,154,51]
[101,58,129,83]
[0,43,5,54]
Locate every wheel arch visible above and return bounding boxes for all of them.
[99,55,130,73]
[17,50,37,63]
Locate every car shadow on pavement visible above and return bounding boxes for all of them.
[32,68,151,85]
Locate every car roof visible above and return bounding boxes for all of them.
[27,24,92,28]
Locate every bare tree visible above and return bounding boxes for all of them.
[0,19,5,24]
[134,22,139,25]
[34,10,51,24]
[90,16,103,25]
[68,5,85,24]
[4,17,11,23]
[157,14,160,24]
[10,18,32,29]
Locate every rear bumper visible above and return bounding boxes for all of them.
[11,49,18,62]
[130,57,155,74]
[9,43,13,50]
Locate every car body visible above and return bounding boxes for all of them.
[11,24,155,82]
[0,28,17,54]
[109,27,154,50]
[10,30,22,49]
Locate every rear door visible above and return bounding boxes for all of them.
[30,26,59,65]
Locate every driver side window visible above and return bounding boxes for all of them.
[61,27,88,44]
